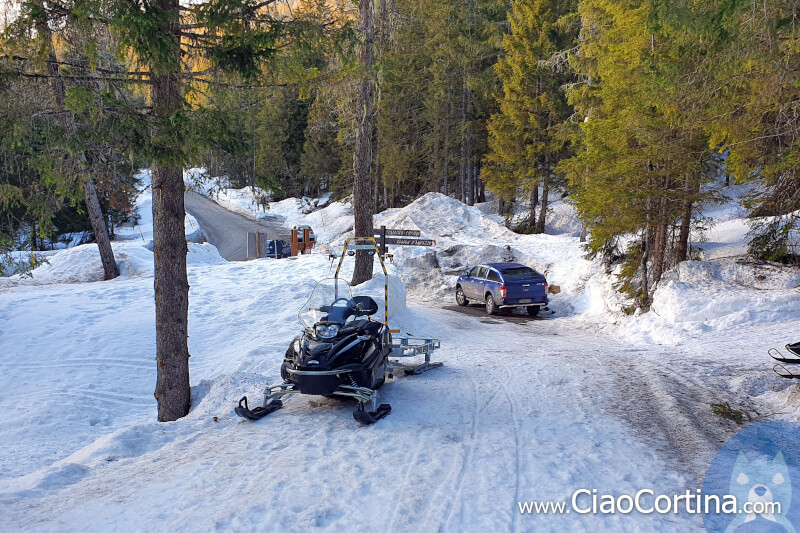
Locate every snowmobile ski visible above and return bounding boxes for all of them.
[353,403,392,425]
[404,361,444,375]
[234,396,283,420]
[769,347,800,364]
[773,364,800,380]
[787,342,800,357]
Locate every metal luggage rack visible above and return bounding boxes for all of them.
[389,337,442,375]
[390,337,440,357]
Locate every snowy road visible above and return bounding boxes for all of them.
[2,252,787,531]
[184,191,290,261]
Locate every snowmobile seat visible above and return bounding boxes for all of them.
[787,343,800,357]
[349,319,382,336]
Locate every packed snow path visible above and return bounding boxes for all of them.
[1,255,784,531]
[184,191,289,261]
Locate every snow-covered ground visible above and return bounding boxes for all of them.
[0,174,798,531]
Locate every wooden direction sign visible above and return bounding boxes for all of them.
[374,228,420,237]
[384,237,435,246]
[374,225,434,255]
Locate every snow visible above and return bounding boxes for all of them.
[0,252,703,531]
[0,173,798,530]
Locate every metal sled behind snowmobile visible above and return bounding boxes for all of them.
[770,346,800,365]
[234,236,441,424]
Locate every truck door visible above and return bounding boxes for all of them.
[463,266,480,298]
[473,266,488,299]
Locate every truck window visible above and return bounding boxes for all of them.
[476,266,488,279]
[486,270,501,282]
[500,267,536,281]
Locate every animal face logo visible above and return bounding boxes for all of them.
[703,422,800,533]
[725,451,794,533]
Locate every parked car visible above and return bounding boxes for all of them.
[265,239,291,259]
[293,225,316,243]
[455,262,548,316]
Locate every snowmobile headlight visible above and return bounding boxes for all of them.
[292,339,301,353]
[315,324,340,339]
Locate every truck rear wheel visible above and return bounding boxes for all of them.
[485,294,498,315]
[526,306,540,317]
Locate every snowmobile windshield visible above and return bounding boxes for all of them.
[298,278,355,329]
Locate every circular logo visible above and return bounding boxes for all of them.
[703,421,800,532]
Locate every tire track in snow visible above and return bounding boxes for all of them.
[64,389,153,404]
[487,359,522,533]
[439,376,480,533]
[386,438,424,532]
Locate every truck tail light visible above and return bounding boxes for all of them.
[500,285,507,299]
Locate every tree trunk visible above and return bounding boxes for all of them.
[352,0,376,286]
[676,175,694,262]
[31,223,38,251]
[652,194,668,285]
[529,185,538,226]
[34,1,118,280]
[463,84,474,206]
[535,178,549,233]
[152,0,190,422]
[443,110,450,196]
[373,129,381,212]
[432,121,440,193]
[83,178,119,279]
[459,83,466,203]
[640,226,650,307]
[579,222,587,243]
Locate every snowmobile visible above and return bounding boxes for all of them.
[771,342,800,379]
[234,236,442,424]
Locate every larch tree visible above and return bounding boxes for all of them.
[561,0,710,307]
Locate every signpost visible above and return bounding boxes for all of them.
[374,225,434,256]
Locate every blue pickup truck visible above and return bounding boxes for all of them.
[455,262,548,316]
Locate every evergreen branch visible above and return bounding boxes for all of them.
[188,77,291,89]
[1,71,151,84]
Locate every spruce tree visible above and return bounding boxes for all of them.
[483,0,579,234]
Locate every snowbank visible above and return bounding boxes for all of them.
[624,259,800,345]
[184,167,332,225]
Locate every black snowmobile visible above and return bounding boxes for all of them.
[770,342,800,379]
[234,236,442,424]
[235,277,393,424]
